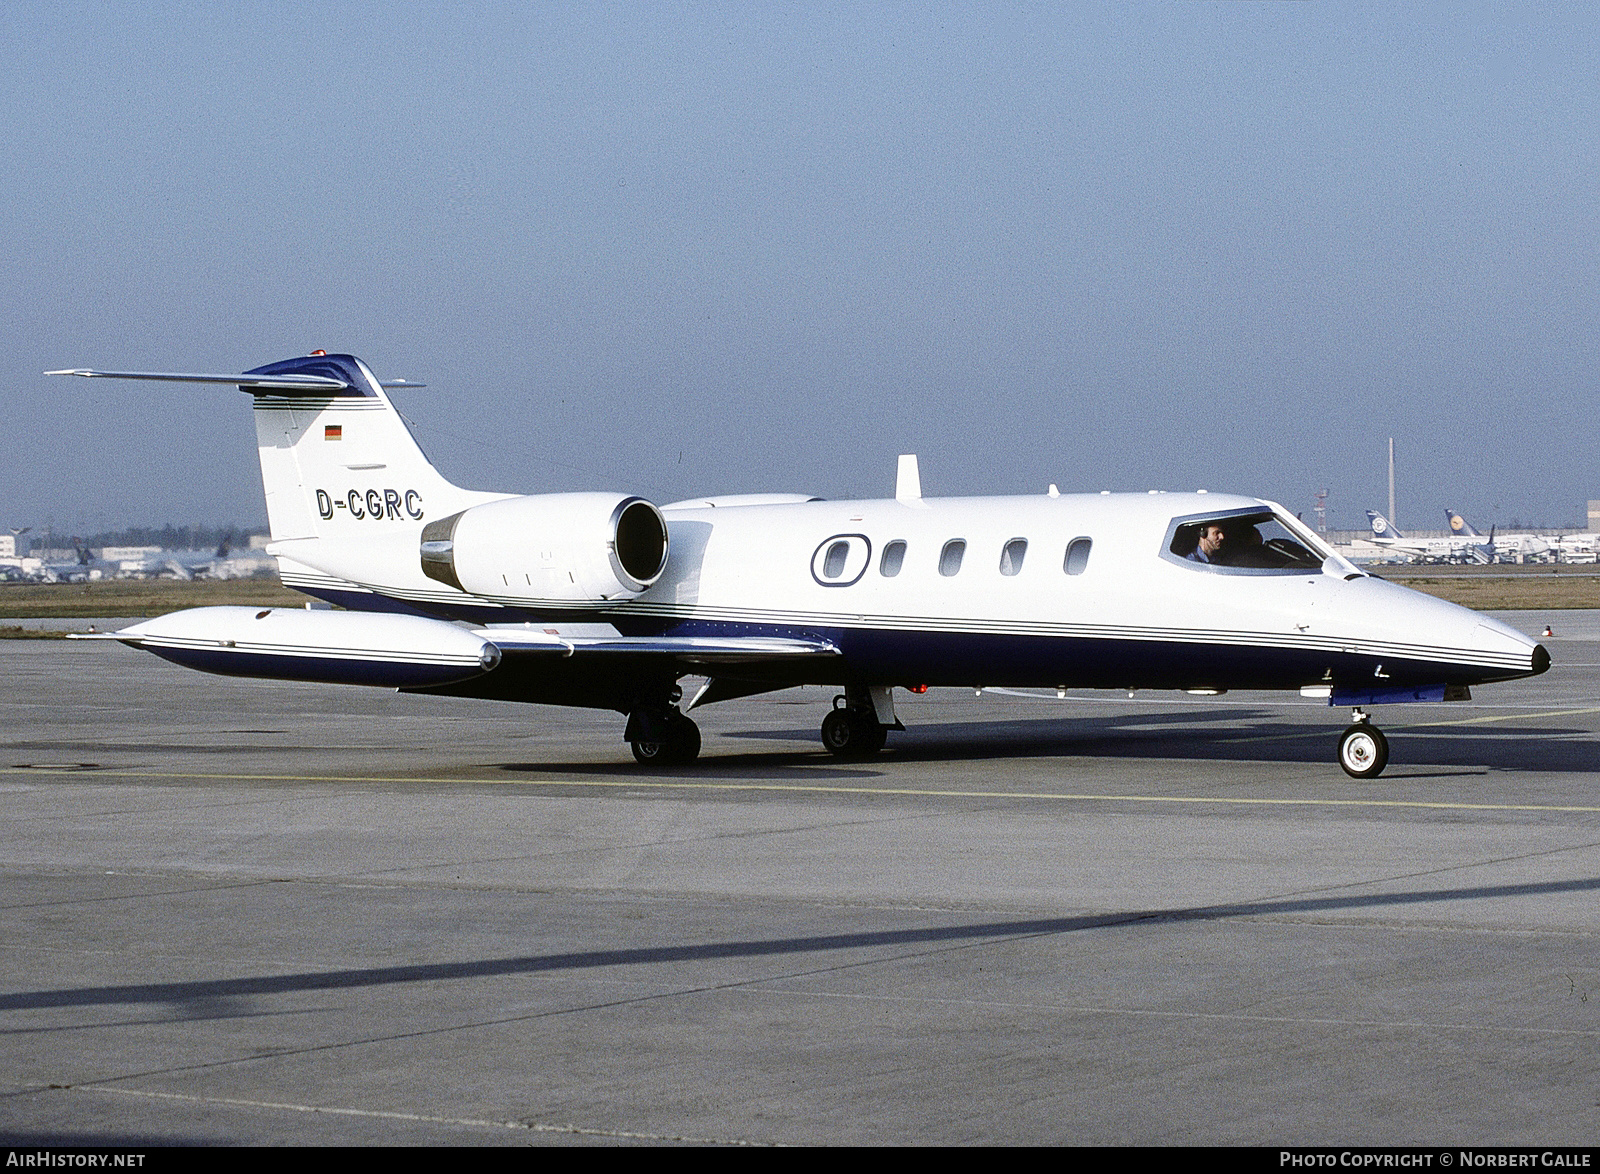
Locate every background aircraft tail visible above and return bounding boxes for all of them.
[1366,510,1404,540]
[1445,508,1483,538]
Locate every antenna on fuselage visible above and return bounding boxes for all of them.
[896,454,922,503]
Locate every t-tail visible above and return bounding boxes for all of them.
[46,352,510,603]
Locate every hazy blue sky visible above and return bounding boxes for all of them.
[2,3,1594,536]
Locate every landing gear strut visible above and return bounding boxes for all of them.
[1337,708,1389,779]
[820,688,890,760]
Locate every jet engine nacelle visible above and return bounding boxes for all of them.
[419,492,669,602]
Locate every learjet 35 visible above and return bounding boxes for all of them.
[51,353,1549,778]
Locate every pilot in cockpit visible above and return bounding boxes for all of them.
[1176,515,1322,571]
[1186,523,1228,564]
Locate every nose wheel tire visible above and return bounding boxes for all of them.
[631,714,701,766]
[1337,723,1389,779]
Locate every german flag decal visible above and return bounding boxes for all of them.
[325,425,342,441]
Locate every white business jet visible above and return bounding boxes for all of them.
[50,353,1548,778]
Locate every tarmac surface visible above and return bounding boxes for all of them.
[2,610,1598,1146]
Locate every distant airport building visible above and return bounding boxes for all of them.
[0,534,22,559]
[1589,501,1600,531]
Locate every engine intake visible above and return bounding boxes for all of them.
[420,493,668,602]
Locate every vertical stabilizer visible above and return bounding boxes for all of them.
[1444,508,1482,538]
[1366,510,1404,540]
[241,354,501,541]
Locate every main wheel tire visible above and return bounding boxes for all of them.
[870,721,889,752]
[631,714,701,766]
[631,737,670,765]
[669,715,701,763]
[1337,723,1389,779]
[821,709,883,760]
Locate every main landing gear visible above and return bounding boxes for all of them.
[1337,708,1389,779]
[820,688,893,760]
[626,703,701,766]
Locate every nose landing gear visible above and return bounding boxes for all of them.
[1337,708,1389,779]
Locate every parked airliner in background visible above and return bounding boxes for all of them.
[1554,533,1599,563]
[1366,511,1492,564]
[1445,509,1556,564]
[51,353,1548,778]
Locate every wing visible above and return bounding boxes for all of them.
[400,624,842,709]
[72,607,840,711]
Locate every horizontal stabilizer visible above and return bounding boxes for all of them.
[46,368,351,390]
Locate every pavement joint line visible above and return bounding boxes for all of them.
[1399,706,1600,727]
[732,984,1600,1038]
[1219,707,1600,745]
[67,1085,771,1145]
[52,923,1093,1091]
[8,765,1600,813]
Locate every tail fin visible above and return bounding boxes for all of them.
[1444,508,1482,538]
[49,353,502,542]
[242,353,496,541]
[1366,510,1403,539]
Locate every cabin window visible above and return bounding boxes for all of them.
[1169,512,1323,572]
[999,538,1027,576]
[809,534,872,586]
[939,540,966,577]
[880,540,907,577]
[1064,537,1092,575]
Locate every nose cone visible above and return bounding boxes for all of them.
[1329,578,1547,684]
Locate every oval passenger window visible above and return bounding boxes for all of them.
[1064,537,1092,576]
[939,540,966,577]
[809,534,872,586]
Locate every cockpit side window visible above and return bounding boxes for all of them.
[1168,511,1324,573]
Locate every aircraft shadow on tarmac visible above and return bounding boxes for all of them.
[6,874,1600,1017]
[498,709,1600,776]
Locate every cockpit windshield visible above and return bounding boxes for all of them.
[1169,511,1326,572]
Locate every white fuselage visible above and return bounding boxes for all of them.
[275,488,1541,693]
[631,492,1533,689]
